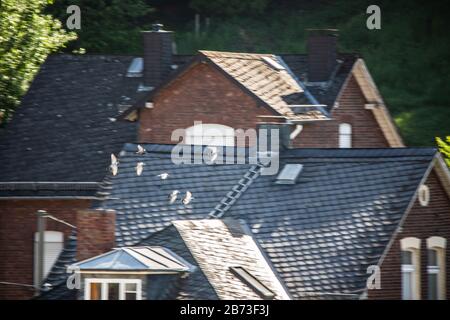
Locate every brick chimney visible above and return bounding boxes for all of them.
[142,23,173,87]
[306,29,338,82]
[76,209,115,261]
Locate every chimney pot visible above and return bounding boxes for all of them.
[152,23,164,32]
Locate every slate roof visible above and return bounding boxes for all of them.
[35,232,78,300]
[137,224,219,300]
[282,53,358,109]
[94,144,435,298]
[38,144,437,299]
[0,51,356,196]
[0,54,139,195]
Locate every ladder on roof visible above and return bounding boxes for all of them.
[208,164,263,219]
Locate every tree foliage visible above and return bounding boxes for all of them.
[436,137,450,167]
[47,0,153,54]
[0,0,76,123]
[190,0,269,17]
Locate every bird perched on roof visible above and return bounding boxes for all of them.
[182,191,194,205]
[110,154,119,176]
[168,190,179,204]
[136,145,146,155]
[157,172,169,180]
[136,162,145,176]
[204,146,218,164]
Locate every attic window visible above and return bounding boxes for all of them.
[126,58,143,77]
[262,57,285,71]
[85,278,142,300]
[275,164,303,184]
[229,266,275,299]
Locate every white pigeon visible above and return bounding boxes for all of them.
[136,162,145,176]
[110,153,119,176]
[168,190,179,204]
[157,172,169,180]
[182,191,194,205]
[205,146,218,164]
[136,145,146,155]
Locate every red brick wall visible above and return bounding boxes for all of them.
[292,75,390,148]
[0,199,90,300]
[138,65,390,148]
[368,169,450,299]
[76,209,115,261]
[138,62,278,146]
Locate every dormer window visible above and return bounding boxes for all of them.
[85,279,141,300]
[69,246,195,300]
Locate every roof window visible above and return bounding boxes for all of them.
[126,57,143,77]
[275,164,303,184]
[229,266,275,299]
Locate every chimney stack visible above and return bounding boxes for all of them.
[142,23,173,87]
[76,209,115,261]
[306,29,338,82]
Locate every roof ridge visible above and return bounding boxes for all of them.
[199,50,274,59]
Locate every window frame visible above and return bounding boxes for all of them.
[338,123,352,148]
[84,278,142,300]
[426,237,446,300]
[400,237,421,300]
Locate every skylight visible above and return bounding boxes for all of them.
[229,266,275,299]
[275,164,303,184]
[262,56,285,71]
[126,57,143,77]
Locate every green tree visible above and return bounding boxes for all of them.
[0,0,76,123]
[436,137,450,167]
[190,0,269,17]
[47,0,153,54]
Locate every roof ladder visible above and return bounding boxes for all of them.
[209,164,262,219]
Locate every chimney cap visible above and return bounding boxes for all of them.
[152,23,164,32]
